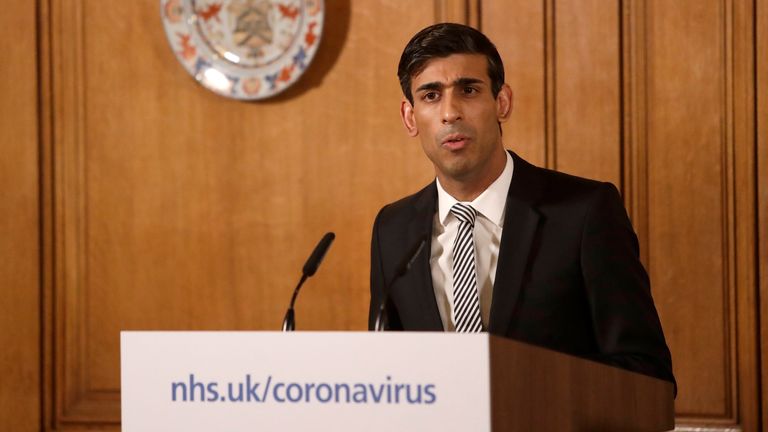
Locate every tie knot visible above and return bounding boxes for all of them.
[450,203,477,226]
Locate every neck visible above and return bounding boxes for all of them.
[439,149,507,202]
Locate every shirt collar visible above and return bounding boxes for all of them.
[436,151,514,227]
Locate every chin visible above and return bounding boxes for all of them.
[440,164,475,180]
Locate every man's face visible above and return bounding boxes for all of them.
[400,54,512,190]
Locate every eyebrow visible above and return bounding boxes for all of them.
[414,77,486,93]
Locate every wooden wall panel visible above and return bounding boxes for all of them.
[0,0,41,431]
[44,0,441,428]
[641,0,758,429]
[555,0,620,185]
[646,0,732,418]
[482,1,546,167]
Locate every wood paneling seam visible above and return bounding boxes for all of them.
[543,0,556,170]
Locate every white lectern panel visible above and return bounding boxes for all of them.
[121,332,491,432]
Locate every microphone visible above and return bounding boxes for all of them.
[374,236,427,331]
[282,232,335,331]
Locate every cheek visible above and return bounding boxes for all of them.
[413,108,434,127]
[413,118,437,142]
[477,107,502,132]
[419,138,440,166]
[419,130,438,154]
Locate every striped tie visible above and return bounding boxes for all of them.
[450,203,483,333]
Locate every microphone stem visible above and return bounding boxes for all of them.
[283,274,308,332]
[374,302,387,331]
[289,274,308,309]
[374,238,427,332]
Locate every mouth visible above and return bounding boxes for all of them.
[441,133,470,150]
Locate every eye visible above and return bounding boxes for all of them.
[422,91,440,102]
[462,86,478,95]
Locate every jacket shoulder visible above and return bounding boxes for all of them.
[536,164,610,196]
[513,156,616,211]
[375,182,436,226]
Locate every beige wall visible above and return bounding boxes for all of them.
[1,0,765,430]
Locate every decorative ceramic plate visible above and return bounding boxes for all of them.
[161,0,324,100]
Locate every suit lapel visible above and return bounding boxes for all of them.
[488,152,544,334]
[404,183,444,330]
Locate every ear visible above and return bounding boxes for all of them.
[496,84,513,123]
[400,99,419,137]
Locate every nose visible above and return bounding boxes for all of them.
[441,92,462,124]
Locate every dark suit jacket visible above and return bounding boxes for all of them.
[369,151,675,386]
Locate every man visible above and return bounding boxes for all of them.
[369,23,675,386]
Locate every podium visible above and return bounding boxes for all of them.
[121,332,674,431]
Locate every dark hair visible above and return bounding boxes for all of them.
[398,23,505,105]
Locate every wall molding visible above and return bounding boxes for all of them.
[543,0,556,171]
[48,0,120,426]
[758,0,768,428]
[620,0,649,262]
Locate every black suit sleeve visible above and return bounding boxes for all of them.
[369,209,386,330]
[581,183,676,389]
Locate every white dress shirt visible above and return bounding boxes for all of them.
[431,151,514,331]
